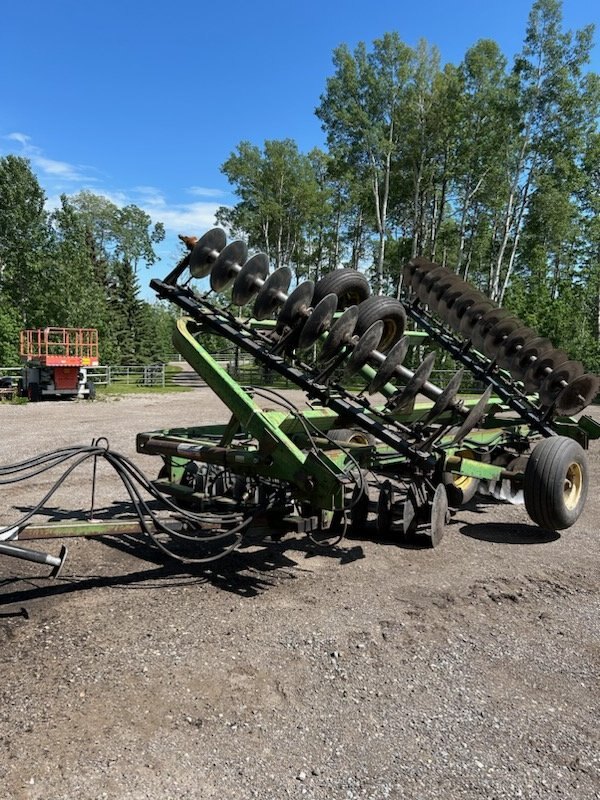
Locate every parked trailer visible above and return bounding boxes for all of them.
[18,327,99,401]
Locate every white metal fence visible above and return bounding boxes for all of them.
[0,364,166,387]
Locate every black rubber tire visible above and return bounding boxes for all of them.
[312,269,370,310]
[523,436,588,530]
[16,378,24,397]
[28,382,41,402]
[85,380,96,400]
[355,296,407,352]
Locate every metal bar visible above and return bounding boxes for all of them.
[404,301,555,437]
[152,280,435,471]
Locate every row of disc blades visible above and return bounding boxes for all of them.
[403,257,599,417]
[184,230,485,429]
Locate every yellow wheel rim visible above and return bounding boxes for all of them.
[453,448,477,492]
[564,462,583,510]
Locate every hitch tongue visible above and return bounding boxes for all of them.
[0,542,68,578]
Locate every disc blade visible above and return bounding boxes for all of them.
[368,336,410,394]
[437,285,467,322]
[231,254,269,305]
[387,351,436,412]
[429,274,462,311]
[403,257,435,290]
[508,337,554,379]
[538,360,585,407]
[471,307,514,352]
[428,484,448,548]
[343,321,384,378]
[449,385,494,444]
[553,374,600,416]
[189,228,227,278]
[297,294,338,352]
[422,368,465,424]
[415,266,448,302]
[319,306,359,364]
[459,300,495,338]
[253,267,292,320]
[209,240,248,292]
[482,316,521,359]
[522,348,569,392]
[496,327,536,370]
[446,290,483,332]
[278,280,314,329]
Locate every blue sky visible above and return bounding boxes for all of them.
[1,0,597,298]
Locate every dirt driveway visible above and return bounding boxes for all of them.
[1,392,599,800]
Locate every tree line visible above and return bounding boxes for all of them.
[217,0,600,370]
[0,157,175,365]
[0,0,597,371]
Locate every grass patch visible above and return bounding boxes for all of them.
[97,383,191,397]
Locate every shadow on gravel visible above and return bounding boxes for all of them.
[459,521,560,545]
[0,533,365,610]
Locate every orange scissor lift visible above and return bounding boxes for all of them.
[19,327,99,402]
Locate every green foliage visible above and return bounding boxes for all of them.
[218,0,598,368]
[0,160,171,366]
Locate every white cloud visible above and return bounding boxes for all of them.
[2,132,231,245]
[186,186,227,198]
[4,131,94,183]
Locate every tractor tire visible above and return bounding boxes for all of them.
[523,436,588,530]
[355,296,407,352]
[442,448,480,507]
[328,428,376,446]
[85,380,96,400]
[28,383,41,402]
[312,269,370,310]
[443,471,479,507]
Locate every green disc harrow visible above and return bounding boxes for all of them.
[2,229,599,575]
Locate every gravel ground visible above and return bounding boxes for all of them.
[0,392,599,800]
